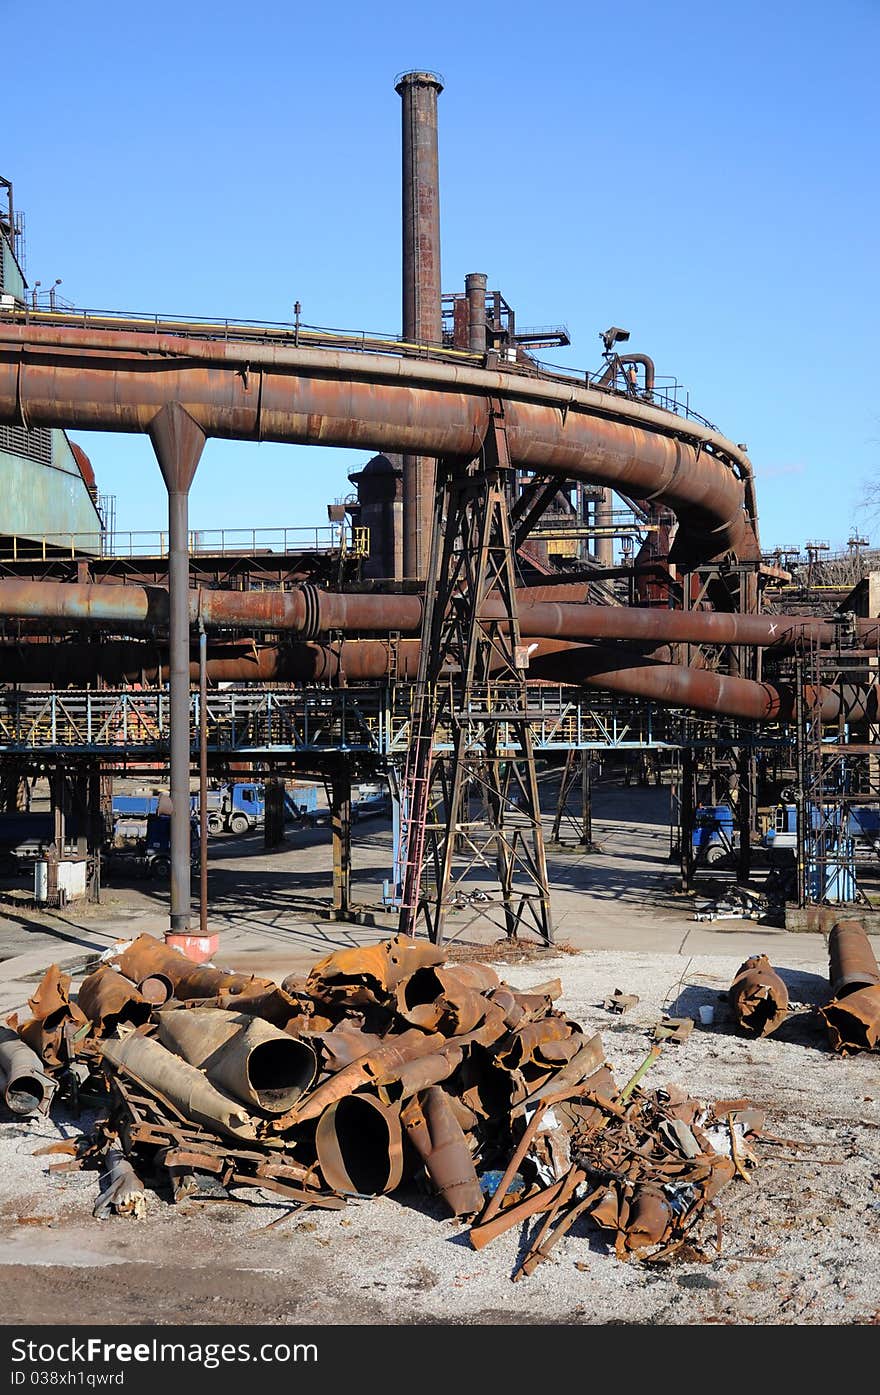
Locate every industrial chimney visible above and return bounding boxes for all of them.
[395,70,444,579]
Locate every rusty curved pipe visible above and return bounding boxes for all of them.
[0,322,756,562]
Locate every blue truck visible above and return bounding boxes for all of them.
[106,811,199,881]
[764,802,880,852]
[112,782,317,839]
[692,805,737,865]
[190,781,318,835]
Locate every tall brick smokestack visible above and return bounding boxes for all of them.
[396,70,444,579]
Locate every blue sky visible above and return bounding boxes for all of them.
[5,0,878,554]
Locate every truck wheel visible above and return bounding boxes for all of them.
[207,814,223,835]
[151,855,171,881]
[230,814,249,835]
[705,844,727,866]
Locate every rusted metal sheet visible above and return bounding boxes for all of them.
[820,986,880,1054]
[728,955,789,1037]
[310,1023,384,1073]
[17,964,89,1068]
[305,935,445,1008]
[76,966,151,1036]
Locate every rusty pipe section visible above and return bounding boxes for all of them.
[157,1007,318,1114]
[0,635,874,724]
[0,578,425,636]
[0,1026,55,1116]
[828,921,880,998]
[0,322,757,562]
[527,641,871,723]
[728,955,789,1037]
[820,924,880,1055]
[3,578,876,652]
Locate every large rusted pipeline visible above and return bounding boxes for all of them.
[527,641,873,723]
[0,579,424,635]
[0,322,757,561]
[0,636,873,723]
[1,577,876,651]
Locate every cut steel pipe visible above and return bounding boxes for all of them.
[0,1026,56,1116]
[157,1007,318,1113]
[728,955,789,1037]
[401,1085,483,1216]
[101,1034,260,1140]
[76,965,152,1036]
[828,921,880,998]
[0,320,758,562]
[820,986,880,1055]
[315,1092,404,1196]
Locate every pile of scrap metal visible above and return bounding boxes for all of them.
[2,932,609,1221]
[0,931,765,1272]
[469,1043,764,1276]
[726,923,880,1054]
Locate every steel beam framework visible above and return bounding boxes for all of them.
[397,412,552,944]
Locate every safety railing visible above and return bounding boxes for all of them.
[0,684,785,757]
[0,303,720,434]
[0,525,370,564]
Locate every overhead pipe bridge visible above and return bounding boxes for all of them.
[0,317,758,565]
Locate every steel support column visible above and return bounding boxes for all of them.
[398,405,552,944]
[148,403,205,935]
[679,747,696,892]
[330,764,352,917]
[198,620,209,937]
[550,750,598,849]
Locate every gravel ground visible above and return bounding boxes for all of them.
[1,944,878,1327]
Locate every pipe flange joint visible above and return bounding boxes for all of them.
[299,584,321,641]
